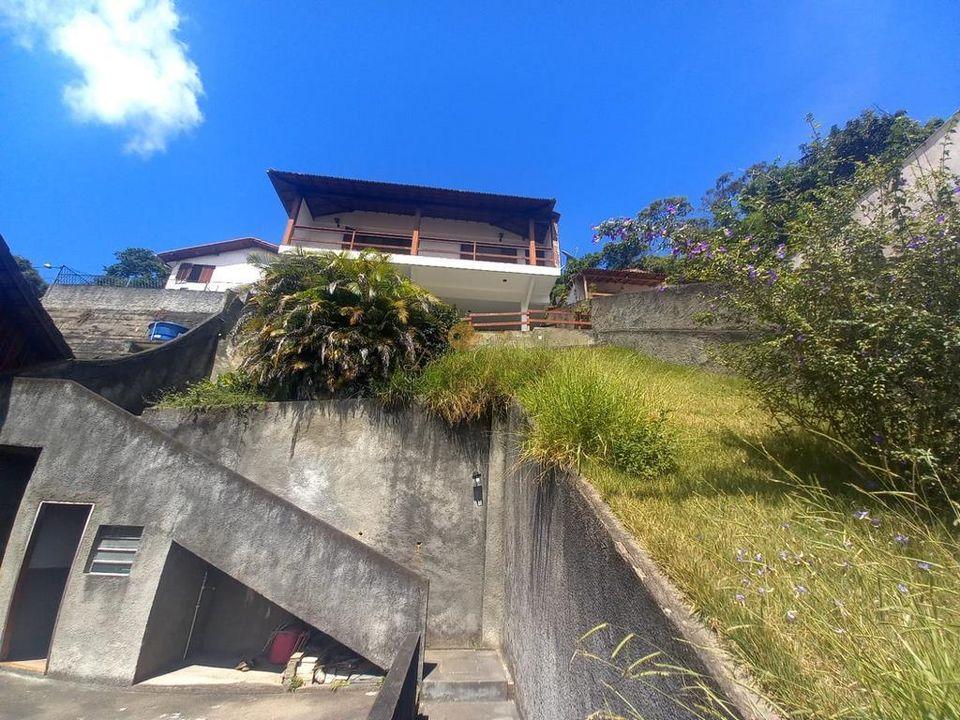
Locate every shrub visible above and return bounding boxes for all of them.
[238,251,459,399]
[673,160,960,491]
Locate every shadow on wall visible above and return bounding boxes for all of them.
[143,400,491,650]
[0,378,428,684]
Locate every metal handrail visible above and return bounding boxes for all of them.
[50,268,168,289]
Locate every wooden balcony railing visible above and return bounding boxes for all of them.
[468,309,591,331]
[290,225,557,267]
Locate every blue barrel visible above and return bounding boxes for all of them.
[147,321,189,342]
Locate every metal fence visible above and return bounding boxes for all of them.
[50,268,168,289]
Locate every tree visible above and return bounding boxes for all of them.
[14,255,47,297]
[103,248,169,285]
[570,109,944,287]
[552,197,694,303]
[238,251,459,398]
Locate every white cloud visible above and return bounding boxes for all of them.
[1,0,203,156]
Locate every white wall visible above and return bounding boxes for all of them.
[860,114,960,214]
[164,249,272,292]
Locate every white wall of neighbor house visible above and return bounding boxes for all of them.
[164,249,273,291]
[860,113,960,215]
[899,114,960,185]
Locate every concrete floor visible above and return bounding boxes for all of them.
[140,655,285,687]
[0,669,377,720]
[420,701,520,720]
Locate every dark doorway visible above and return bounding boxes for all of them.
[0,446,38,565]
[1,502,91,665]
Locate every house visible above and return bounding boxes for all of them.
[157,237,279,291]
[565,268,665,305]
[269,171,562,317]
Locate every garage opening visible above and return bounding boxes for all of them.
[0,502,91,670]
[0,445,39,565]
[136,543,383,688]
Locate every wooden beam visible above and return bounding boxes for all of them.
[410,209,422,255]
[551,221,561,268]
[281,196,303,246]
[528,218,537,266]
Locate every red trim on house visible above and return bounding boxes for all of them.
[157,237,278,262]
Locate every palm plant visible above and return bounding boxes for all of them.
[238,250,459,398]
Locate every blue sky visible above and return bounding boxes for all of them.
[1,0,957,279]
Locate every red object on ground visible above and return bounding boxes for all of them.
[268,630,302,664]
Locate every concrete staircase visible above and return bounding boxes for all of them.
[420,650,520,719]
[41,306,214,359]
[40,284,228,359]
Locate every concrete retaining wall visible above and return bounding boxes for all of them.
[145,401,490,648]
[15,297,242,414]
[42,285,227,359]
[495,412,770,720]
[0,379,427,683]
[590,283,746,367]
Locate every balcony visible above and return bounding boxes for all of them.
[288,225,558,268]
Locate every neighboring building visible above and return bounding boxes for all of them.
[157,237,278,292]
[269,170,562,315]
[565,268,664,305]
[0,235,73,372]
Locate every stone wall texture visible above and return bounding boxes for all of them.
[590,283,746,367]
[42,285,227,359]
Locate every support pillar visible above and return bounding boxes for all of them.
[410,209,422,255]
[528,218,537,266]
[281,196,302,246]
[520,277,535,332]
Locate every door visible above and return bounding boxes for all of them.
[1,503,92,665]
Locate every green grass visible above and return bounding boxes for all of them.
[406,346,960,719]
[154,372,266,411]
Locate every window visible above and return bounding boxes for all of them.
[85,525,144,576]
[175,263,215,283]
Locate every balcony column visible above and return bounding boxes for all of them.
[520,277,535,332]
[528,218,537,266]
[281,196,303,246]
[551,220,561,268]
[410,209,421,255]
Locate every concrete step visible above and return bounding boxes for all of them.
[420,700,521,720]
[421,649,514,703]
